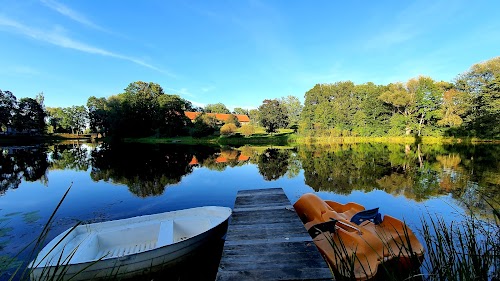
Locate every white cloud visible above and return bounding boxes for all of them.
[164,87,196,98]
[0,16,175,77]
[40,0,107,32]
[12,65,40,75]
[201,86,215,93]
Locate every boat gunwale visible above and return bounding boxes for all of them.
[30,206,232,269]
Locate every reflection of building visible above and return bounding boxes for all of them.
[189,156,199,165]
[188,154,250,165]
[184,112,250,125]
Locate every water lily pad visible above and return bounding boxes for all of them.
[0,255,23,271]
[22,211,41,224]
[0,227,13,237]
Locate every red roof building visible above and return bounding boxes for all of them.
[184,112,250,124]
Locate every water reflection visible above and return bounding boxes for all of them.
[299,143,499,216]
[258,148,290,181]
[0,146,49,194]
[49,143,91,171]
[1,143,498,215]
[193,148,251,171]
[90,144,198,197]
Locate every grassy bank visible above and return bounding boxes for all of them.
[124,129,297,146]
[0,134,91,145]
[124,133,500,146]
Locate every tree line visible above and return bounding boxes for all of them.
[1,56,498,139]
[300,57,500,139]
[0,90,46,135]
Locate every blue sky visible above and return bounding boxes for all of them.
[1,0,499,109]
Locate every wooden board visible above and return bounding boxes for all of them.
[216,188,333,281]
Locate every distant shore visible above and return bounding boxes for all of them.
[123,134,500,146]
[0,133,91,145]
[2,133,499,146]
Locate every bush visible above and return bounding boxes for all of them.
[220,123,237,136]
[191,119,214,138]
[240,124,255,137]
[225,115,240,127]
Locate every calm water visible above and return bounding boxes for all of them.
[1,141,499,280]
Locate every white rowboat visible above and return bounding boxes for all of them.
[29,206,232,280]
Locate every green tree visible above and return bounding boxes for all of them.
[157,94,190,136]
[46,107,66,133]
[191,113,217,138]
[12,97,46,133]
[220,123,237,136]
[352,83,391,136]
[0,90,17,132]
[224,114,240,127]
[475,76,500,138]
[258,99,289,134]
[204,103,230,114]
[233,107,249,116]
[379,82,417,135]
[455,57,500,137]
[122,81,163,137]
[407,76,442,136]
[437,88,469,130]
[66,106,88,134]
[280,95,303,129]
[240,124,255,137]
[87,96,109,136]
[248,109,260,125]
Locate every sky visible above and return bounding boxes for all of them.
[1,0,499,110]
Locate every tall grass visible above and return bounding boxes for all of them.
[324,206,500,280]
[0,185,106,281]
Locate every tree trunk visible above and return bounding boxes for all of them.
[418,113,425,136]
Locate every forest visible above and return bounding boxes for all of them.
[300,56,500,139]
[0,56,499,140]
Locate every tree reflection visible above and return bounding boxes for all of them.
[200,148,251,171]
[300,144,389,194]
[258,148,290,181]
[0,146,49,194]
[298,143,500,214]
[90,144,202,197]
[49,143,91,171]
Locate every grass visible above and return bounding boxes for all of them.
[123,129,498,147]
[0,185,102,281]
[124,128,297,146]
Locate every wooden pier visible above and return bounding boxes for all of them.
[216,188,333,281]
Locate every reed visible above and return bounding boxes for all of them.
[0,185,109,281]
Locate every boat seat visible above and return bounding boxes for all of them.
[308,220,337,239]
[350,208,383,225]
[157,220,174,247]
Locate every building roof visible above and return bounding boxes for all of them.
[184,112,250,123]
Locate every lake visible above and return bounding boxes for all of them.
[1,141,499,280]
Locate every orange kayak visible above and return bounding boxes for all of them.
[294,193,424,280]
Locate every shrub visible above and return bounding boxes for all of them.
[191,119,214,138]
[225,115,240,127]
[240,124,255,137]
[220,123,237,136]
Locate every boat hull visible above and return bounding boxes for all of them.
[30,207,230,281]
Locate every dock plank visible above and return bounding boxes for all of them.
[217,188,333,281]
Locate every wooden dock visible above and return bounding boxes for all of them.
[216,188,333,281]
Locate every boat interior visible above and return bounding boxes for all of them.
[35,217,213,266]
